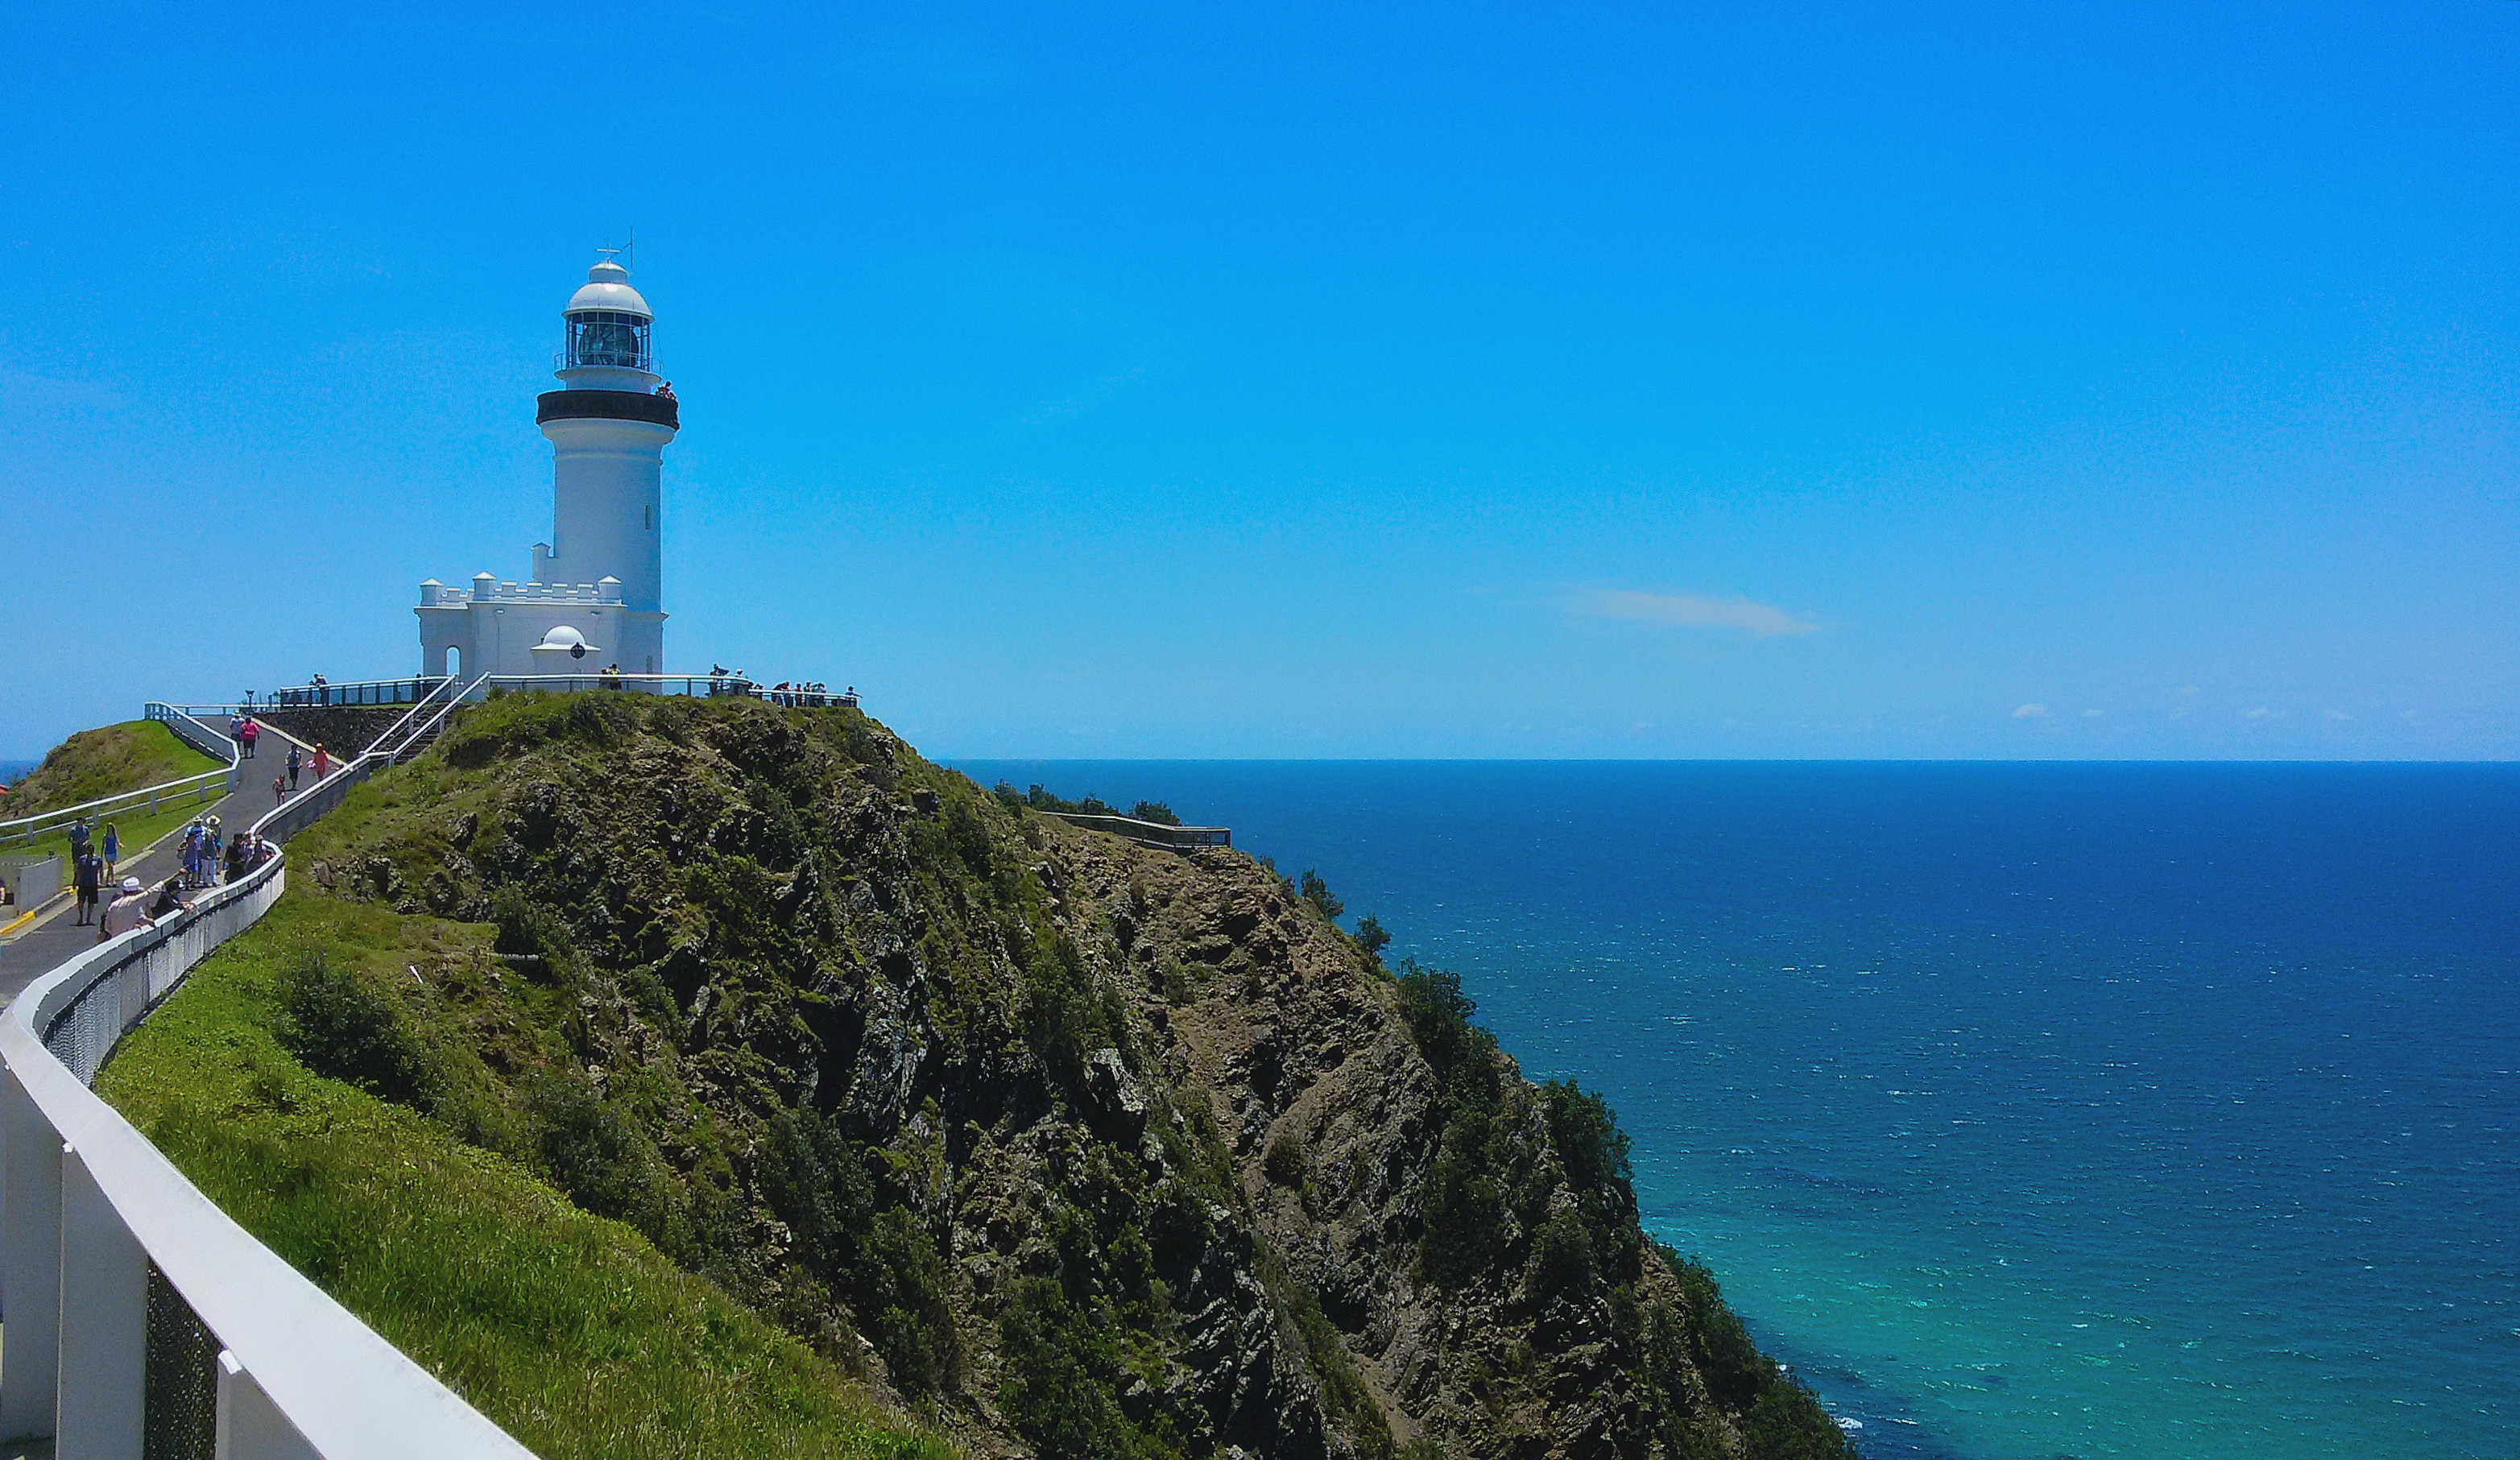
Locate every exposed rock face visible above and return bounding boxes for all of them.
[293,693,1852,1460]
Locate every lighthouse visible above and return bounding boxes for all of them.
[417,253,681,682]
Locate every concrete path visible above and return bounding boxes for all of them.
[0,720,326,1006]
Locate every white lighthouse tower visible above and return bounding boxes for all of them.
[417,253,681,681]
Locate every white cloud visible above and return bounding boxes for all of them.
[2012,702,2050,719]
[2323,709,2352,722]
[2246,706,2274,720]
[1577,589,1819,637]
[2080,709,2104,718]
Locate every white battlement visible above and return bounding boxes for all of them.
[419,575,623,607]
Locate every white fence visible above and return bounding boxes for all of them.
[2,705,238,851]
[0,701,533,1458]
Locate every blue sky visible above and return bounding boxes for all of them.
[3,1,2514,759]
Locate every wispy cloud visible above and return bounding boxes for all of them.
[1577,589,1819,638]
[2012,702,2050,719]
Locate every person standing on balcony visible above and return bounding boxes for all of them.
[72,847,101,926]
[286,746,302,792]
[101,821,119,876]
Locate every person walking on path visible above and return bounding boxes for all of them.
[286,746,302,792]
[72,848,102,926]
[145,878,189,924]
[312,743,331,782]
[98,876,152,942]
[101,821,119,877]
[68,818,92,865]
[237,716,259,759]
[224,833,248,884]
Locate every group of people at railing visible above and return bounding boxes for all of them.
[64,810,275,939]
[706,668,854,707]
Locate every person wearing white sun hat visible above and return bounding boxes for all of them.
[98,875,153,942]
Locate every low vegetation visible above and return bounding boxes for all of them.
[3,720,227,869]
[96,897,947,1460]
[6,719,221,816]
[94,693,1848,1459]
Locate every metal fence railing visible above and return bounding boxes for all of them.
[0,709,237,851]
[1038,810,1232,850]
[0,711,535,1457]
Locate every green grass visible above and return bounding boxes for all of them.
[7,719,221,814]
[97,894,952,1460]
[5,720,227,866]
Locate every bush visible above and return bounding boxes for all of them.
[1741,1382,1857,1460]
[490,887,576,974]
[526,1076,648,1222]
[1264,1130,1309,1189]
[1526,1210,1599,1303]
[1540,1079,1632,1194]
[861,1209,960,1395]
[1393,962,1496,1094]
[997,1277,1145,1460]
[1351,915,1392,964]
[274,949,437,1107]
[1128,800,1181,826]
[1297,869,1343,921]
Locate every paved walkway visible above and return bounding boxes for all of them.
[0,722,322,1006]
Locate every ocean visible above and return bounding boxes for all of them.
[951,760,2520,1460]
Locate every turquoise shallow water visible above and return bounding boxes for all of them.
[956,761,2520,1460]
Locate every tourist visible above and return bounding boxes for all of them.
[97,876,151,943]
[72,847,102,926]
[101,821,118,876]
[145,878,189,923]
[224,833,248,884]
[286,746,302,791]
[68,818,91,864]
[312,743,331,782]
[238,716,259,759]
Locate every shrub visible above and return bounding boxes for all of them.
[490,887,575,971]
[526,1076,648,1222]
[1128,800,1181,826]
[1393,962,1496,1095]
[1540,1079,1632,1194]
[1264,1130,1309,1189]
[1351,915,1392,964]
[1525,1210,1599,1303]
[274,949,437,1107]
[1741,1382,1857,1460]
[997,1277,1142,1460]
[860,1209,959,1395]
[1297,869,1343,921]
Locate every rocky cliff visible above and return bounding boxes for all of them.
[289,692,1854,1460]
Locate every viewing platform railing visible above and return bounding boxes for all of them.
[1039,811,1232,850]
[0,698,533,1458]
[228,673,859,711]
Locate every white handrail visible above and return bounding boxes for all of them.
[0,709,239,847]
[0,749,534,1454]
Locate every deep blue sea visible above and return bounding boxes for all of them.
[954,761,2520,1460]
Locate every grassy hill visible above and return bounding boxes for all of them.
[97,692,1852,1460]
[6,719,221,816]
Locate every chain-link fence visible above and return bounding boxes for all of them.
[145,1262,217,1460]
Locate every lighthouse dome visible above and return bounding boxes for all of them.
[566,258,652,319]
